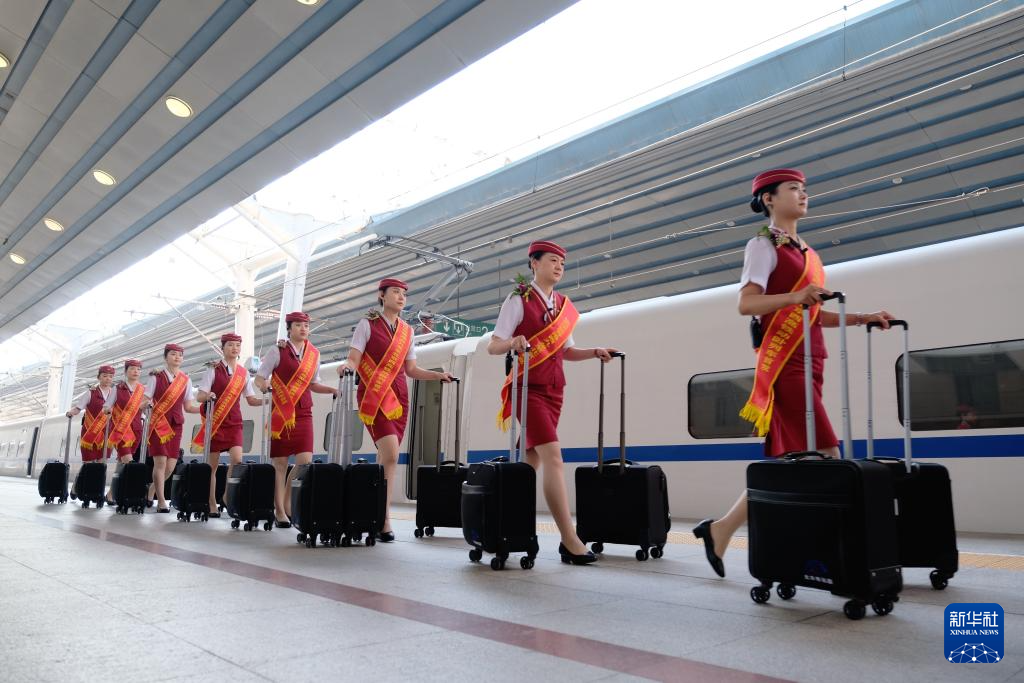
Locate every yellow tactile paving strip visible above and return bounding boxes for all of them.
[394,511,1023,570]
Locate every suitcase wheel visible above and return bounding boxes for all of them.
[231,519,240,529]
[425,526,435,537]
[365,535,376,547]
[263,521,273,532]
[96,499,104,509]
[776,583,796,601]
[871,598,894,616]
[635,548,649,562]
[414,528,424,538]
[341,536,352,547]
[519,556,534,570]
[929,570,949,590]
[490,556,506,571]
[177,512,186,522]
[296,533,306,544]
[43,497,51,504]
[70,493,77,501]
[591,542,604,554]
[468,548,482,563]
[751,585,771,604]
[82,501,89,509]
[650,546,664,559]
[843,600,866,620]
[305,535,316,548]
[243,522,252,531]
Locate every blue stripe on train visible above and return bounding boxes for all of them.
[452,434,1024,464]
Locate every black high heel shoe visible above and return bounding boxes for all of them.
[693,519,725,577]
[377,531,395,543]
[558,543,597,565]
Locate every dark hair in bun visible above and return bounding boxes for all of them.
[750,181,782,218]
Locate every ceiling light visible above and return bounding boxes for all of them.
[296,0,320,4]
[959,83,973,92]
[92,169,116,186]
[164,96,193,118]
[43,217,64,232]
[892,176,903,185]
[9,253,26,265]
[751,152,762,159]
[0,52,9,69]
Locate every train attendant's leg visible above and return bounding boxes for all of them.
[525,441,590,557]
[151,455,170,511]
[271,456,290,524]
[284,452,312,519]
[374,435,400,541]
[207,451,221,516]
[225,445,244,484]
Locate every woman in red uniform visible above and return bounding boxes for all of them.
[254,312,337,526]
[488,241,618,565]
[66,365,116,500]
[67,365,116,462]
[693,168,895,577]
[340,279,454,542]
[145,344,200,513]
[194,333,263,517]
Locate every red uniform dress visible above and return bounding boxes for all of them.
[148,372,188,459]
[270,344,315,457]
[358,317,410,443]
[111,381,144,458]
[202,362,245,453]
[761,242,839,457]
[513,291,568,450]
[79,388,109,462]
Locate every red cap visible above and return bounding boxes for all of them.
[124,359,142,369]
[528,240,566,259]
[164,343,184,354]
[285,311,310,323]
[751,168,806,195]
[220,333,242,344]
[378,278,408,291]
[97,365,115,376]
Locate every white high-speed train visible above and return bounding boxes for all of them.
[3,228,1022,534]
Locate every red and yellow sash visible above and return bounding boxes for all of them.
[496,295,580,431]
[151,372,188,444]
[191,364,247,452]
[739,247,826,436]
[271,342,319,438]
[80,412,109,450]
[357,319,412,425]
[108,384,145,447]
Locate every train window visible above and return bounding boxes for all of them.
[323,411,364,453]
[242,420,255,451]
[897,339,1024,430]
[191,424,201,444]
[688,369,756,438]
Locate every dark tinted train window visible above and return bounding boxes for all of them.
[191,424,201,443]
[688,369,756,438]
[897,339,1024,430]
[323,412,364,452]
[242,420,254,451]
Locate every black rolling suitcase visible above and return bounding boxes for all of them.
[38,415,72,504]
[575,352,671,561]
[415,376,466,538]
[291,379,347,548]
[171,401,213,522]
[214,463,228,511]
[462,350,539,571]
[111,406,150,515]
[71,415,108,509]
[747,292,902,620]
[226,391,276,532]
[866,319,958,589]
[334,369,386,547]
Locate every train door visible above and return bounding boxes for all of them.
[406,372,444,499]
[25,426,40,476]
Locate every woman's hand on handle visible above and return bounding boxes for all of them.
[509,335,529,354]
[594,347,619,363]
[863,310,896,330]
[438,372,456,383]
[789,285,832,307]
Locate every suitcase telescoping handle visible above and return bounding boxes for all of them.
[103,408,112,462]
[508,348,530,463]
[261,389,271,465]
[597,352,626,473]
[203,397,215,461]
[139,405,151,463]
[866,319,911,472]
[332,369,355,466]
[63,414,73,466]
[436,377,462,471]
[802,291,852,459]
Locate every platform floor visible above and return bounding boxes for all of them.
[0,476,1021,683]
